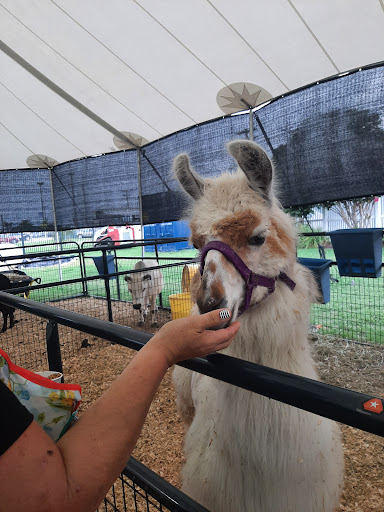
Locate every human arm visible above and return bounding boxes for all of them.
[0,309,239,512]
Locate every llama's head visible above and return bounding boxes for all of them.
[173,140,297,323]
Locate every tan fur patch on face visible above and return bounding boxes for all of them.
[266,219,294,258]
[210,279,224,302]
[190,222,206,249]
[212,210,262,247]
[196,277,224,313]
[207,261,216,273]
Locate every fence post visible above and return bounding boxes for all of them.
[46,320,64,381]
[80,242,89,296]
[102,249,113,322]
[78,244,87,296]
[155,241,163,308]
[114,248,121,301]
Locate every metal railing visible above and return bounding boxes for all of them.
[0,291,382,438]
[1,265,383,509]
[1,233,383,344]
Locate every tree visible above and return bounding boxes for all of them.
[17,219,34,232]
[322,197,377,229]
[285,205,315,228]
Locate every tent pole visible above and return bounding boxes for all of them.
[49,167,63,281]
[0,41,134,150]
[137,149,144,260]
[249,108,254,141]
[254,114,274,154]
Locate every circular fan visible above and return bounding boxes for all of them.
[217,82,272,114]
[26,154,59,169]
[113,132,149,150]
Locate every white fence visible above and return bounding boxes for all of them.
[305,196,384,231]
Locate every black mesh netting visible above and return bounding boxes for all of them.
[0,168,52,232]
[0,63,383,232]
[52,151,139,230]
[140,114,249,224]
[255,65,384,207]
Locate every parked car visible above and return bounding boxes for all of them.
[0,235,20,244]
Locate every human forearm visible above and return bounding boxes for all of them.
[0,309,239,512]
[0,343,171,512]
[57,342,170,511]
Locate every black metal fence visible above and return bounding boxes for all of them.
[0,239,197,368]
[99,458,209,512]
[297,230,384,344]
[0,234,383,352]
[0,287,383,510]
[1,231,384,511]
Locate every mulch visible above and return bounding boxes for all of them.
[1,297,383,511]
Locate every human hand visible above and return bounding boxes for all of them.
[147,309,240,367]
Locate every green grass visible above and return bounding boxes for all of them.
[297,248,384,344]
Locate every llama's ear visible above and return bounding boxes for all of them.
[173,154,205,200]
[227,140,273,202]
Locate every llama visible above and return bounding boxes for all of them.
[172,140,344,512]
[0,274,15,332]
[124,260,164,327]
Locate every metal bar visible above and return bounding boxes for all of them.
[102,249,113,322]
[114,248,121,301]
[254,114,274,154]
[140,150,171,192]
[46,320,64,379]
[0,41,137,149]
[48,167,63,282]
[1,259,198,296]
[0,291,383,438]
[137,149,144,260]
[181,354,384,438]
[123,457,209,512]
[1,238,191,263]
[79,245,88,296]
[155,242,163,308]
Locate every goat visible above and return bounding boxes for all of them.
[124,260,164,327]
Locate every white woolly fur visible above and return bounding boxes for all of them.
[172,142,344,512]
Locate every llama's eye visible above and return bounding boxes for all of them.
[248,235,265,246]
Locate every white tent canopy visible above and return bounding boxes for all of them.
[1,0,384,171]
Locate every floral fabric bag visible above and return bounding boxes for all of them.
[0,348,81,442]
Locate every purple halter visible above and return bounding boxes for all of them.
[199,241,296,315]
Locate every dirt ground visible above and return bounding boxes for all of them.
[1,298,383,511]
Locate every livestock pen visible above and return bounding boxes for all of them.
[1,233,383,346]
[1,235,383,510]
[0,287,383,511]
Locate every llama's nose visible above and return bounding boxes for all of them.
[133,303,141,310]
[197,296,227,314]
